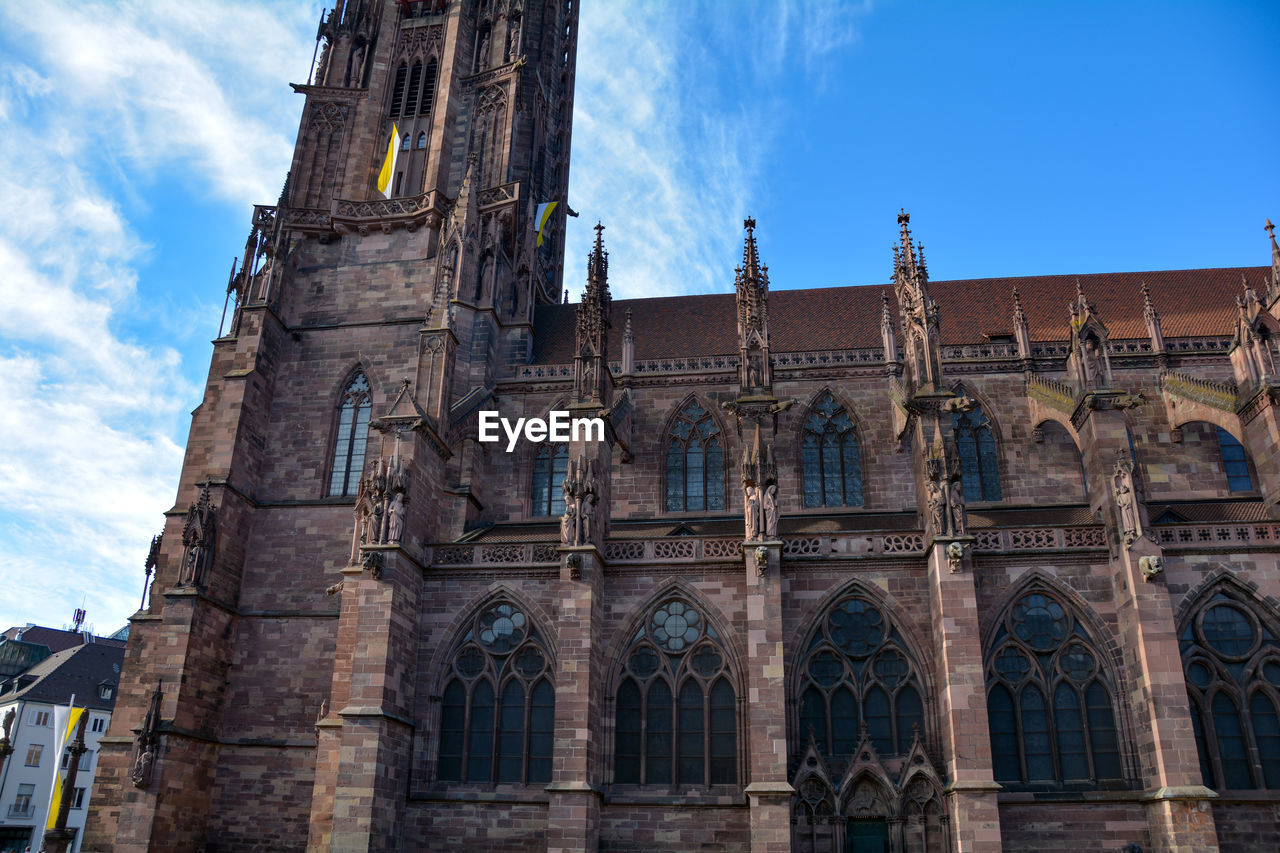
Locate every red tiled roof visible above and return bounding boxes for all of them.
[533,266,1268,363]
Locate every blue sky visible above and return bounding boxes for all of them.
[0,0,1276,634]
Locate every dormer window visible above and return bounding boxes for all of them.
[99,683,115,700]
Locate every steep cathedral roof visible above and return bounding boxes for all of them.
[534,265,1267,363]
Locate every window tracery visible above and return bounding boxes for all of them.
[664,400,725,513]
[437,601,554,785]
[328,373,371,497]
[985,589,1125,789]
[614,597,737,787]
[1181,587,1280,790]
[802,392,863,508]
[531,443,568,517]
[795,595,926,776]
[952,406,1001,501]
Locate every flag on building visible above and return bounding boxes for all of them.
[535,201,558,247]
[377,123,400,199]
[44,700,86,830]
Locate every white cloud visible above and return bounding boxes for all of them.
[565,0,871,301]
[0,0,316,633]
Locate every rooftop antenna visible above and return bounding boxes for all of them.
[71,608,86,633]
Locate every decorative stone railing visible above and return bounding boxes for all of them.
[971,526,1106,552]
[942,343,1019,360]
[331,190,444,235]
[425,526,1124,568]
[281,206,333,233]
[1026,374,1078,414]
[1155,522,1280,549]
[1159,369,1239,413]
[477,181,519,208]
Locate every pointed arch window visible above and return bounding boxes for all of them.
[953,406,1001,502]
[437,601,554,785]
[419,57,439,117]
[802,392,863,508]
[404,62,423,117]
[1217,428,1254,492]
[665,401,725,513]
[1180,589,1280,790]
[795,595,927,778]
[388,63,408,118]
[400,133,411,151]
[984,589,1125,789]
[531,444,569,517]
[328,373,371,497]
[614,597,737,787]
[416,131,428,150]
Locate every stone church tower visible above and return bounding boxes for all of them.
[87,2,1280,852]
[86,0,578,849]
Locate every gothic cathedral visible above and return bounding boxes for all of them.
[86,1,1280,852]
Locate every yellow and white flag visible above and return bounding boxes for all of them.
[377,123,400,199]
[44,703,86,830]
[535,201,558,247]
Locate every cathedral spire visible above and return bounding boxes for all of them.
[1067,280,1112,390]
[1265,218,1280,306]
[1012,287,1032,363]
[572,223,611,403]
[891,210,943,394]
[1140,281,1165,359]
[735,217,772,394]
[880,289,898,370]
[621,307,635,377]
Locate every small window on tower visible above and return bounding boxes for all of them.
[394,172,404,196]
[389,64,408,118]
[401,133,410,152]
[416,132,427,150]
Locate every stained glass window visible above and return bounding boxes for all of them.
[665,401,725,513]
[1181,588,1280,790]
[531,444,569,516]
[794,594,927,778]
[953,406,1001,502]
[437,601,554,785]
[985,589,1125,789]
[328,373,371,497]
[614,597,737,787]
[801,392,864,508]
[1217,428,1254,492]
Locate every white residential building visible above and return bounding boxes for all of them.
[0,632,123,853]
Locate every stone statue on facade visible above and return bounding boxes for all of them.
[178,483,216,588]
[130,683,163,789]
[559,455,598,547]
[763,484,778,540]
[1113,456,1142,545]
[350,455,409,565]
[744,485,761,541]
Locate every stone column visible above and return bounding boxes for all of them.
[1074,395,1218,853]
[546,544,604,853]
[925,541,1003,852]
[309,417,443,852]
[1238,385,1280,517]
[743,541,793,853]
[321,545,423,853]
